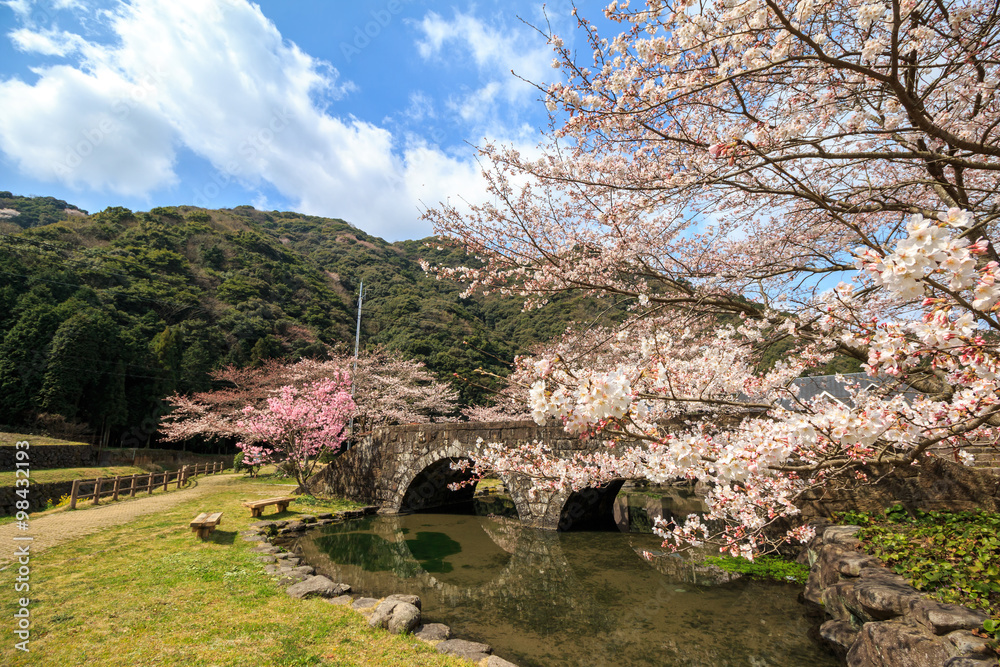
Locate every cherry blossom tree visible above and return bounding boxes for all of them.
[236,377,355,487]
[283,351,459,429]
[425,0,1000,556]
[460,355,535,422]
[158,348,458,444]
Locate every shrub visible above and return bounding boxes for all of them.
[233,451,259,477]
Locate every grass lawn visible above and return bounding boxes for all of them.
[0,432,91,447]
[0,466,148,487]
[245,466,301,487]
[474,477,503,492]
[0,475,468,667]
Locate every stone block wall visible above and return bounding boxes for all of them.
[0,480,77,514]
[98,449,231,469]
[0,445,96,472]
[310,431,387,504]
[803,525,997,666]
[798,457,1000,520]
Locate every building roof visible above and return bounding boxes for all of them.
[782,372,911,409]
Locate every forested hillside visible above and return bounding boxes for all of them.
[0,191,87,228]
[0,198,628,448]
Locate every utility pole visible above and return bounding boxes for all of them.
[349,279,365,441]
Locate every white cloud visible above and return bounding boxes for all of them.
[415,11,549,85]
[413,10,553,132]
[449,81,502,123]
[403,91,435,123]
[9,26,87,55]
[0,0,499,239]
[2,0,31,19]
[0,63,176,194]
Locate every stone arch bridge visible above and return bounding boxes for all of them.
[305,420,625,530]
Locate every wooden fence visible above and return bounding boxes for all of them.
[68,461,226,509]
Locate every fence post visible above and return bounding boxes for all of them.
[92,478,102,505]
[162,471,169,492]
[177,467,185,489]
[70,479,80,509]
[112,476,121,502]
[147,472,154,495]
[129,474,138,498]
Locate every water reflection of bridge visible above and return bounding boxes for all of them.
[298,485,729,604]
[294,512,833,667]
[297,512,738,629]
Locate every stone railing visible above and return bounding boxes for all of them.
[803,524,997,666]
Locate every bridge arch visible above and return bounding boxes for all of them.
[386,442,532,521]
[555,480,627,531]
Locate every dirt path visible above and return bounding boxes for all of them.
[0,473,240,565]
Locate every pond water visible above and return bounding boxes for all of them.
[291,491,836,667]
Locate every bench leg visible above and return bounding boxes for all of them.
[251,508,261,518]
[277,503,288,513]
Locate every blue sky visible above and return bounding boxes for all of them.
[0,0,581,240]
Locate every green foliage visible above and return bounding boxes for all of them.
[851,507,1000,625]
[832,509,872,527]
[233,451,260,477]
[0,192,86,228]
[704,554,811,584]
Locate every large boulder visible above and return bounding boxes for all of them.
[487,656,520,667]
[436,639,493,662]
[285,575,350,599]
[367,599,421,635]
[384,593,421,610]
[351,597,379,614]
[414,624,451,643]
[846,621,962,667]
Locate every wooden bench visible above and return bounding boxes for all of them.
[190,511,223,540]
[242,496,295,518]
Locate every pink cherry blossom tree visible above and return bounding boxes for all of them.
[425,0,1000,556]
[236,377,355,488]
[158,347,458,445]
